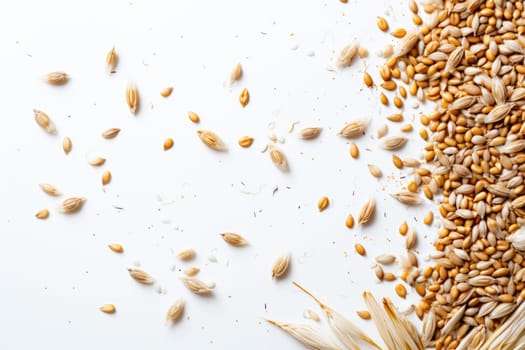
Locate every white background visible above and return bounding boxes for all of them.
[0,0,435,349]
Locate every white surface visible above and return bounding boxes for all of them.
[1,0,435,349]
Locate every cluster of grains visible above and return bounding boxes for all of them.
[370,0,525,348]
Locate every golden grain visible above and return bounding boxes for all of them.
[33,109,56,134]
[59,197,85,214]
[239,88,250,107]
[101,170,112,185]
[317,196,329,212]
[106,47,118,74]
[377,16,389,31]
[164,138,174,151]
[220,232,247,246]
[354,243,366,256]
[238,136,254,148]
[230,62,243,82]
[35,209,49,219]
[125,83,139,114]
[188,111,200,123]
[160,87,173,97]
[197,130,227,151]
[46,71,69,85]
[100,304,116,314]
[350,142,359,158]
[102,128,121,139]
[108,243,123,253]
[62,137,72,154]
[345,214,355,229]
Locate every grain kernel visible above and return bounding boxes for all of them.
[238,136,254,148]
[399,221,408,236]
[379,92,389,105]
[345,214,354,229]
[423,211,433,225]
[354,243,366,256]
[392,154,403,169]
[239,88,250,107]
[317,196,329,212]
[100,304,116,314]
[363,72,373,87]
[395,283,407,298]
[108,243,123,253]
[377,16,389,31]
[357,310,371,320]
[350,142,359,158]
[188,111,200,123]
[164,138,174,151]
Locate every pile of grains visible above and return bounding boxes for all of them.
[30,0,525,349]
[365,0,525,348]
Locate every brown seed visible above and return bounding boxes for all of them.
[367,164,382,178]
[125,83,139,114]
[39,183,60,196]
[423,211,433,225]
[108,243,123,253]
[184,267,200,277]
[358,46,368,58]
[88,157,106,167]
[400,124,413,133]
[391,28,407,38]
[375,265,384,280]
[363,72,373,87]
[164,138,174,151]
[128,268,154,285]
[269,145,288,172]
[337,44,358,67]
[392,154,403,169]
[354,243,366,256]
[350,142,359,158]
[126,83,139,114]
[345,214,355,229]
[399,221,408,236]
[160,87,173,97]
[220,232,247,247]
[395,283,407,298]
[238,136,254,148]
[106,47,118,74]
[35,209,49,219]
[101,170,112,186]
[357,310,371,320]
[405,230,417,250]
[393,96,403,108]
[300,127,322,140]
[197,130,227,151]
[387,113,403,122]
[59,197,86,214]
[177,249,196,261]
[407,181,418,193]
[379,93,389,105]
[100,304,116,314]
[377,16,389,31]
[230,62,243,82]
[384,272,397,281]
[239,88,250,107]
[188,111,200,123]
[46,71,69,85]
[357,197,375,225]
[338,120,368,138]
[381,136,408,150]
[391,191,421,205]
[102,128,121,139]
[166,299,185,324]
[318,196,329,212]
[33,109,57,134]
[271,253,291,279]
[62,137,72,154]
